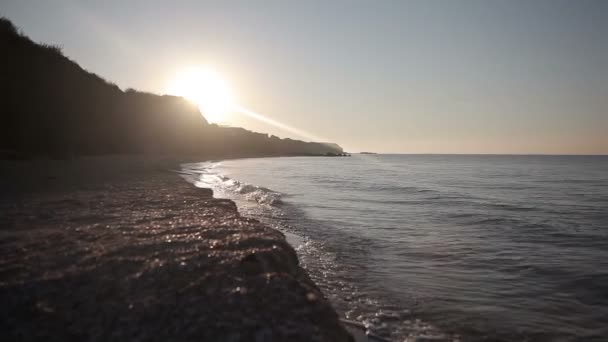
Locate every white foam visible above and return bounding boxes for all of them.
[180,162,283,206]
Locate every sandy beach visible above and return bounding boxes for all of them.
[0,156,351,341]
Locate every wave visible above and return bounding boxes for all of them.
[225,178,283,205]
[180,162,283,206]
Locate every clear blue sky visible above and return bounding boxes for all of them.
[3,0,607,154]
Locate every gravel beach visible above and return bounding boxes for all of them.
[0,156,352,341]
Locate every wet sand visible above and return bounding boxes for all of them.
[0,156,351,341]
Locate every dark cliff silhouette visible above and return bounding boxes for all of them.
[0,18,343,159]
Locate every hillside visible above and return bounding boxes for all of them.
[0,17,343,158]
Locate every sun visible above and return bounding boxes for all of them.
[167,67,234,123]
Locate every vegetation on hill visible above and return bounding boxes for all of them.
[0,17,343,159]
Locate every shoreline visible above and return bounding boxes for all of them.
[0,156,353,341]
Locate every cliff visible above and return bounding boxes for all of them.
[201,126,345,158]
[0,17,343,159]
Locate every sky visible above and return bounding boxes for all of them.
[2,0,607,154]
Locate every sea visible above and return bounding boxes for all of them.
[181,154,608,342]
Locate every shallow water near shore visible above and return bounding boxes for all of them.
[182,154,608,341]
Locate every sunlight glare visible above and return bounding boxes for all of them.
[167,67,331,144]
[167,67,234,123]
[233,105,327,143]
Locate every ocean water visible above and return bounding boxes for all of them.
[181,155,608,341]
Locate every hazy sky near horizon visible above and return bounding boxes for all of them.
[3,0,607,154]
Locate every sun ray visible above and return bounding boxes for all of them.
[232,105,328,144]
[166,67,234,123]
[167,67,332,144]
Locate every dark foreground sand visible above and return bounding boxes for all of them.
[0,156,352,341]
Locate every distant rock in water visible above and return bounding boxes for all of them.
[0,17,343,158]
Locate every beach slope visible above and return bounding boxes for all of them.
[0,156,351,341]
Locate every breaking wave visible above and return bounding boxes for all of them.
[180,162,282,205]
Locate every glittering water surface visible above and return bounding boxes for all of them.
[182,155,608,341]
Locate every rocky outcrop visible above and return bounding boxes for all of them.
[0,157,352,341]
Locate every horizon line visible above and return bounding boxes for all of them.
[350,152,608,156]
